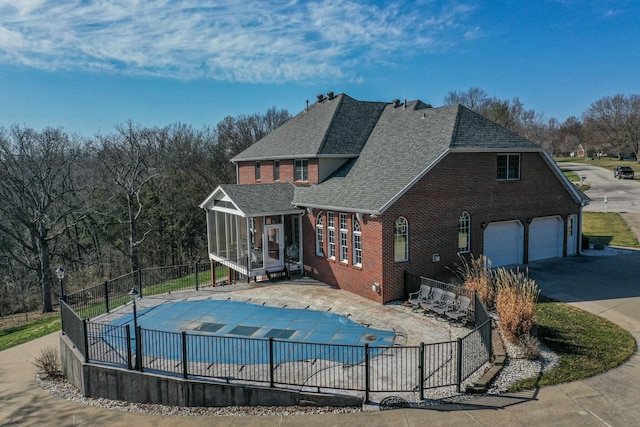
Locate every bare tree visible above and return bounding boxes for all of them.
[0,126,91,312]
[97,121,162,273]
[583,94,640,160]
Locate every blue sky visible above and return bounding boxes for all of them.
[0,0,638,136]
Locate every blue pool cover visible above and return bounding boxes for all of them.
[107,300,395,364]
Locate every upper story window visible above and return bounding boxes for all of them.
[394,217,408,262]
[316,212,324,257]
[458,211,470,253]
[295,159,309,182]
[273,160,280,181]
[353,216,362,267]
[497,154,520,180]
[255,161,261,181]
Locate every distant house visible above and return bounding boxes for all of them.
[573,144,586,158]
[201,93,589,303]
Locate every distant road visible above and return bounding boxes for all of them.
[560,162,640,213]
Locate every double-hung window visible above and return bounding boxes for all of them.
[327,211,336,259]
[394,217,408,262]
[339,214,348,263]
[497,154,520,180]
[458,211,470,253]
[294,159,309,182]
[316,212,324,256]
[353,216,362,266]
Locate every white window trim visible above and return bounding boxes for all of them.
[394,217,409,262]
[327,211,336,259]
[353,216,362,267]
[316,212,324,257]
[294,159,309,182]
[339,213,348,263]
[458,211,471,253]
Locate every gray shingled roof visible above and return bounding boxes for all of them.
[210,183,300,217]
[293,104,548,214]
[224,94,582,215]
[293,103,456,213]
[231,94,387,161]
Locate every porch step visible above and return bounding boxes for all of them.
[266,268,289,282]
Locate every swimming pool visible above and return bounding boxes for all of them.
[108,300,395,364]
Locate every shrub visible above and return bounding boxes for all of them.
[453,254,495,308]
[517,333,541,360]
[495,268,539,343]
[32,346,61,377]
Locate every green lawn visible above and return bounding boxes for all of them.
[555,156,639,173]
[0,316,61,352]
[509,295,636,391]
[583,212,640,248]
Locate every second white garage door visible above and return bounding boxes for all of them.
[528,216,564,262]
[483,221,523,267]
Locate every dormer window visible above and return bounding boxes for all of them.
[294,159,309,182]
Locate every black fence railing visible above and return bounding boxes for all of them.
[61,267,493,401]
[65,261,237,320]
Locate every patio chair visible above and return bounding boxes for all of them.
[408,285,432,305]
[445,296,472,322]
[429,291,457,315]
[419,287,445,311]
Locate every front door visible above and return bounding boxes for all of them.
[265,224,284,269]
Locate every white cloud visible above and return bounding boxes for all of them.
[0,0,479,82]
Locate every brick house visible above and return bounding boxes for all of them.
[201,93,588,303]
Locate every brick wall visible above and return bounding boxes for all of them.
[302,152,581,304]
[237,159,320,185]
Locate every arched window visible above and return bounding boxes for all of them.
[458,211,470,253]
[352,216,362,266]
[316,212,324,257]
[394,217,408,262]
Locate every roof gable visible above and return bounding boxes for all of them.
[201,182,300,217]
[231,93,386,162]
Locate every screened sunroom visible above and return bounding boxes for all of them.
[200,183,304,281]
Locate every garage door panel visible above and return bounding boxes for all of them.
[483,221,523,267]
[529,217,563,261]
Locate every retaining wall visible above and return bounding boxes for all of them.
[60,333,362,408]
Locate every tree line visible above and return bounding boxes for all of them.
[2,89,639,314]
[0,108,290,314]
[444,88,640,160]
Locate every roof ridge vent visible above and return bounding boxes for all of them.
[327,91,335,100]
[317,93,325,103]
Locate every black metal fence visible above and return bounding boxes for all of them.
[61,266,493,401]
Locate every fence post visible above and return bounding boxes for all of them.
[182,331,188,379]
[364,343,370,404]
[269,338,275,388]
[135,326,143,372]
[82,320,89,363]
[136,269,143,298]
[419,342,425,401]
[195,263,199,291]
[104,281,110,313]
[456,338,463,393]
[126,325,132,370]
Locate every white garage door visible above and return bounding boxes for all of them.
[528,216,563,262]
[483,221,523,267]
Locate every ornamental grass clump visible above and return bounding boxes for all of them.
[32,346,62,378]
[454,254,495,308]
[495,268,540,344]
